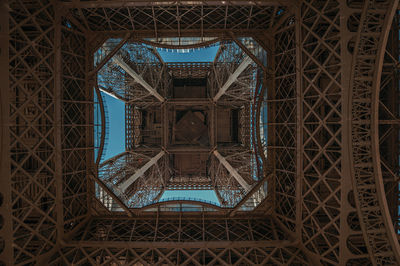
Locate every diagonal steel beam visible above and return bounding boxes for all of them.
[113,55,165,102]
[213,56,252,102]
[88,174,134,217]
[119,150,165,192]
[98,85,126,102]
[89,33,131,76]
[213,150,251,191]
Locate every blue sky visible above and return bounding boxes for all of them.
[100,92,125,162]
[156,45,219,62]
[98,45,220,204]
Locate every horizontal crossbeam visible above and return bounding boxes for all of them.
[62,1,294,8]
[67,240,294,248]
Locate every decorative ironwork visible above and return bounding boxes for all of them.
[1,0,400,265]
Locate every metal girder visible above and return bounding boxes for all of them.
[295,1,355,264]
[90,33,131,76]
[213,150,251,191]
[68,240,294,248]
[213,56,252,102]
[50,216,309,264]
[88,175,134,217]
[230,34,266,71]
[54,4,64,244]
[61,4,287,39]
[113,55,165,102]
[98,151,167,208]
[98,86,126,101]
[348,0,400,264]
[53,245,308,265]
[62,1,293,8]
[119,150,165,192]
[5,0,400,265]
[0,3,12,264]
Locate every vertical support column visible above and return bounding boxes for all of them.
[0,3,13,264]
[294,1,353,264]
[339,2,358,264]
[294,6,303,241]
[54,5,64,242]
[86,34,95,216]
[210,103,216,148]
[265,38,276,200]
[162,103,168,148]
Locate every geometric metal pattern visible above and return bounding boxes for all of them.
[96,37,265,208]
[1,0,400,265]
[349,0,399,264]
[49,216,309,265]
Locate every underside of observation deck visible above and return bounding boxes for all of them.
[95,37,268,211]
[1,0,400,265]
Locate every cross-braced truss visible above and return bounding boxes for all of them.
[49,216,309,265]
[98,41,168,104]
[2,0,400,265]
[92,28,266,208]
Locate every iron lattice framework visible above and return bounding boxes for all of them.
[1,0,400,265]
[93,35,266,208]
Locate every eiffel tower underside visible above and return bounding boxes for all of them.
[1,0,400,265]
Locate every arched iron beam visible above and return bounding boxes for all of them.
[349,0,400,264]
[139,37,222,50]
[137,199,225,212]
[94,84,106,168]
[370,0,400,263]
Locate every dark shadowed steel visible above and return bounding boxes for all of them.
[1,0,400,265]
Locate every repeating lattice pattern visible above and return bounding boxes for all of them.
[50,245,308,265]
[2,1,400,265]
[61,17,90,235]
[349,0,400,264]
[48,217,308,265]
[74,217,286,242]
[98,151,168,208]
[64,4,287,37]
[8,1,58,264]
[272,14,297,233]
[299,1,342,264]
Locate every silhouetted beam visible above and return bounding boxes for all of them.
[113,56,165,102]
[213,150,251,191]
[213,56,252,101]
[119,151,165,192]
[98,86,126,101]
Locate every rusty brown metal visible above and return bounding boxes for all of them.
[3,0,400,265]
